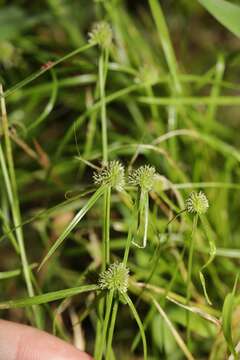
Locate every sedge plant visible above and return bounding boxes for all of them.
[1,1,240,359]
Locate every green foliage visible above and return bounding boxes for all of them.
[199,0,240,37]
[222,274,239,359]
[0,1,240,359]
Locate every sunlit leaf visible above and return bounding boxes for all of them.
[199,0,240,37]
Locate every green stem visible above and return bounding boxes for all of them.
[131,305,155,352]
[0,84,42,328]
[0,284,99,308]
[96,45,111,355]
[146,85,163,134]
[94,301,103,359]
[96,289,114,360]
[96,185,111,356]
[123,226,133,266]
[99,49,109,164]
[106,298,119,359]
[39,184,106,270]
[103,187,111,268]
[186,214,198,346]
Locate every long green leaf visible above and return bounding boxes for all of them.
[0,284,99,309]
[0,263,36,280]
[28,69,58,131]
[38,185,105,269]
[132,191,149,248]
[148,0,182,93]
[3,43,95,98]
[198,0,240,38]
[152,297,194,360]
[222,274,239,359]
[199,216,217,305]
[123,293,147,360]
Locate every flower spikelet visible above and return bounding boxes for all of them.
[129,165,157,192]
[88,21,112,49]
[98,263,129,293]
[135,64,159,85]
[93,161,125,191]
[186,191,209,215]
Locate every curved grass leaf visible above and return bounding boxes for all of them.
[55,83,142,158]
[199,216,217,305]
[152,297,194,360]
[38,185,106,270]
[123,293,147,360]
[28,69,58,131]
[3,43,95,98]
[199,0,240,38]
[148,0,182,93]
[0,263,37,280]
[0,284,99,309]
[132,191,149,248]
[222,273,239,359]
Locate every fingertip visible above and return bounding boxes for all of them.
[0,320,92,360]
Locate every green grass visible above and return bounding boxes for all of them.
[0,0,240,359]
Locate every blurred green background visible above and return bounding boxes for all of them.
[0,1,240,359]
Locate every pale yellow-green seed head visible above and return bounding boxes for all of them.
[93,161,125,191]
[98,263,129,293]
[129,165,157,192]
[135,64,159,85]
[88,21,112,49]
[185,191,209,215]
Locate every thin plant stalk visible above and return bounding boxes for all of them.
[95,185,111,356]
[123,226,133,265]
[99,48,109,165]
[38,184,106,270]
[94,308,103,359]
[132,190,149,248]
[106,298,119,359]
[0,284,99,308]
[186,214,198,345]
[0,84,41,328]
[96,289,114,360]
[146,85,163,134]
[103,186,111,268]
[95,47,111,358]
[103,223,132,359]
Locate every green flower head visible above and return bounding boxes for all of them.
[93,160,125,191]
[186,191,209,215]
[129,165,157,192]
[88,21,112,49]
[98,263,129,293]
[135,64,159,85]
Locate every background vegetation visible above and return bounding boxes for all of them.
[0,0,240,359]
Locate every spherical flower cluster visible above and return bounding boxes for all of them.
[185,191,209,215]
[88,21,112,49]
[98,263,129,293]
[129,165,157,192]
[93,160,125,191]
[135,64,159,85]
